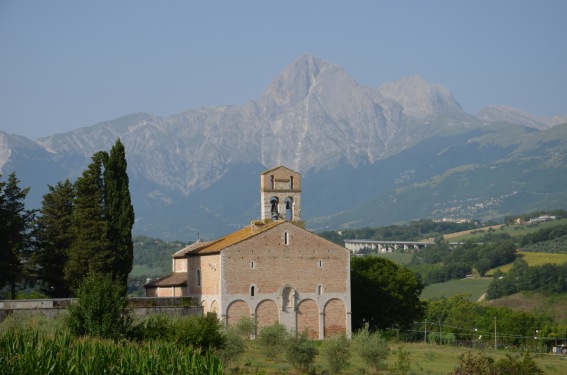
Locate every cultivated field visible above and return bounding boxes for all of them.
[490,251,567,273]
[421,277,492,301]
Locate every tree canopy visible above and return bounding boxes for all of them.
[0,173,35,299]
[34,180,74,297]
[351,256,425,331]
[63,140,135,293]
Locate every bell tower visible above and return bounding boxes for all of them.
[260,166,301,223]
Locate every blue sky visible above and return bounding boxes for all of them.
[1,1,566,139]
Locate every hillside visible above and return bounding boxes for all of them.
[486,293,567,323]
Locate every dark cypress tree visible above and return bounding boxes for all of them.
[34,180,75,297]
[0,173,35,299]
[65,152,111,291]
[104,139,135,291]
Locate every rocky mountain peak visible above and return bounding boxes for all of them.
[376,75,463,119]
[259,53,347,107]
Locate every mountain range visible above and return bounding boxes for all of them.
[1,54,566,240]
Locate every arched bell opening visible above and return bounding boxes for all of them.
[284,197,293,221]
[270,196,280,220]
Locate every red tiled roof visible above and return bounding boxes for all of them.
[185,220,285,256]
[172,240,214,258]
[144,272,187,287]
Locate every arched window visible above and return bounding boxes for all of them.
[250,285,255,297]
[317,284,323,295]
[318,259,323,268]
[270,175,274,189]
[290,176,294,189]
[196,269,201,287]
[283,231,289,245]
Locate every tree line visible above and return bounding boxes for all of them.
[319,219,481,245]
[408,239,517,285]
[487,258,567,299]
[0,139,134,299]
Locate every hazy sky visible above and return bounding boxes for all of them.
[1,1,566,139]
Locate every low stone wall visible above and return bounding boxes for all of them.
[0,297,202,323]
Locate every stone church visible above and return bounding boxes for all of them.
[145,166,351,339]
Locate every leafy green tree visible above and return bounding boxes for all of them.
[66,272,132,340]
[352,323,389,374]
[0,173,35,299]
[321,333,351,374]
[257,322,290,360]
[33,180,74,297]
[285,330,318,373]
[65,152,111,291]
[234,315,257,340]
[104,139,135,291]
[351,256,425,331]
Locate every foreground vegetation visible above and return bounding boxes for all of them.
[0,330,222,375]
[3,312,562,375]
[232,340,562,375]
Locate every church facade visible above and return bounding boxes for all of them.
[145,166,351,339]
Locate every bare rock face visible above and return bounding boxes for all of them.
[23,54,473,196]
[477,105,567,130]
[375,75,463,119]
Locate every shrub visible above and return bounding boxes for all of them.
[172,312,225,350]
[66,273,132,340]
[132,313,174,341]
[390,346,411,375]
[352,324,389,373]
[234,315,257,340]
[321,333,351,374]
[257,323,290,359]
[217,326,246,367]
[285,330,318,373]
[450,351,544,375]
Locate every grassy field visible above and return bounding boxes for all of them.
[421,278,492,301]
[231,340,566,375]
[489,251,567,274]
[444,218,567,242]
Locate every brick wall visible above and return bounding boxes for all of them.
[297,298,319,339]
[324,298,347,338]
[226,299,250,326]
[220,221,351,338]
[187,254,220,295]
[223,222,349,295]
[255,299,279,329]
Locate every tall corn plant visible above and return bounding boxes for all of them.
[0,330,223,375]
